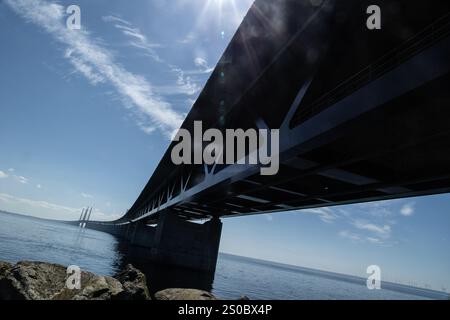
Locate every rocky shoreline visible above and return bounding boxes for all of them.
[0,261,220,300]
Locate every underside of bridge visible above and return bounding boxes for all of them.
[84,0,450,273]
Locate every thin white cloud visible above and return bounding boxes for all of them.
[174,68,201,95]
[91,207,121,221]
[301,207,337,224]
[1,168,33,184]
[66,50,105,85]
[299,199,415,245]
[105,16,163,63]
[178,32,196,44]
[102,15,131,26]
[296,198,414,245]
[400,203,415,217]
[152,66,201,96]
[366,237,383,244]
[6,0,184,138]
[1,168,39,187]
[103,15,202,97]
[355,200,401,218]
[339,231,385,245]
[353,220,391,237]
[139,125,156,135]
[80,193,94,199]
[339,230,361,241]
[0,192,120,221]
[194,57,214,73]
[15,175,29,184]
[194,57,207,68]
[0,192,78,214]
[36,184,42,189]
[186,98,196,108]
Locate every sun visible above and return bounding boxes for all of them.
[198,0,242,28]
[174,0,252,40]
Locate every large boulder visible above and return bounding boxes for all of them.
[1,261,70,300]
[155,288,218,300]
[1,261,223,300]
[114,264,150,300]
[0,261,150,300]
[56,273,124,300]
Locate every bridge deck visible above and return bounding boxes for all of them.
[96,0,450,226]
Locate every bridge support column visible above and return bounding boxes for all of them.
[84,215,222,273]
[152,214,222,273]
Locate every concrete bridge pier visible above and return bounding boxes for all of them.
[86,214,222,273]
[151,214,222,273]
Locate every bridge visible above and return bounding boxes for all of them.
[82,0,450,273]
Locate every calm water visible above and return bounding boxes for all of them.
[0,211,448,300]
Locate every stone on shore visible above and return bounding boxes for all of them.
[0,261,150,300]
[114,264,150,300]
[0,260,223,300]
[154,288,218,300]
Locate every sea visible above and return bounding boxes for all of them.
[0,211,448,300]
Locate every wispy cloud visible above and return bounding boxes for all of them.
[101,15,132,26]
[15,175,29,184]
[366,237,383,244]
[300,198,417,245]
[5,0,184,138]
[400,202,415,216]
[352,220,391,238]
[154,66,201,96]
[0,192,120,221]
[300,207,338,224]
[194,57,214,73]
[338,230,361,242]
[0,167,33,185]
[0,192,78,214]
[0,167,36,186]
[178,32,196,45]
[102,15,163,63]
[66,50,105,85]
[80,193,94,199]
[103,15,202,98]
[337,199,419,245]
[339,230,387,245]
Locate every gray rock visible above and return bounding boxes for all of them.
[155,288,218,300]
[0,261,12,274]
[1,261,232,300]
[0,261,150,300]
[63,275,124,300]
[114,264,151,300]
[0,261,25,300]
[1,261,69,300]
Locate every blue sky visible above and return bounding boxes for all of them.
[0,0,449,292]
